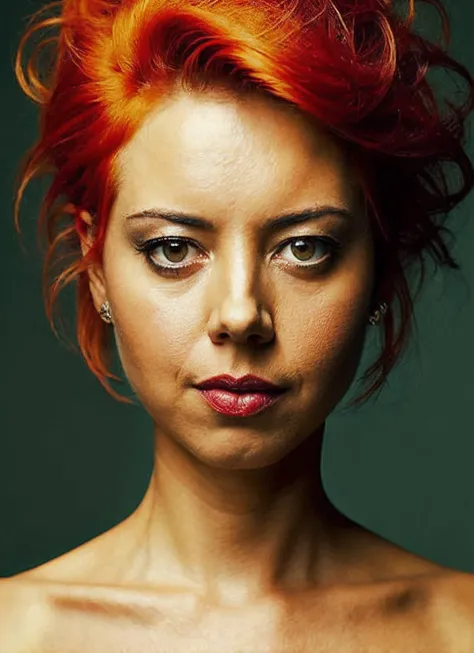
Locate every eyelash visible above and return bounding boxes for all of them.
[134,235,341,276]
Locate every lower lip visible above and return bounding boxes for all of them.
[197,389,285,417]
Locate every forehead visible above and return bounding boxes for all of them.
[114,89,359,219]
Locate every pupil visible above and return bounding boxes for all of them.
[291,239,314,261]
[164,241,187,263]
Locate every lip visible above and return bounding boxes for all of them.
[197,388,286,417]
[194,374,285,393]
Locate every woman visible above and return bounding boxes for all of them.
[2,0,474,650]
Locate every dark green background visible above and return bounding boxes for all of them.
[1,1,473,577]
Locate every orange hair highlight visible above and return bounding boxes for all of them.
[14,0,474,406]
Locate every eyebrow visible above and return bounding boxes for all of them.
[125,205,354,231]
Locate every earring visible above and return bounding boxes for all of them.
[368,301,388,326]
[99,300,113,324]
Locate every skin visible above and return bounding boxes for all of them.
[84,86,380,596]
[2,85,474,652]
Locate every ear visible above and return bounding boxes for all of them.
[77,209,108,314]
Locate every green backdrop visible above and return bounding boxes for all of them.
[1,0,473,577]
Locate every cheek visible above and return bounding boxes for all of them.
[115,298,194,371]
[106,263,198,394]
[287,296,366,379]
[283,261,373,386]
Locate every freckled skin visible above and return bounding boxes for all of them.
[3,86,474,652]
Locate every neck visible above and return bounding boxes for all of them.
[121,422,365,606]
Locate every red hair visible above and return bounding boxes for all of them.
[14,0,474,407]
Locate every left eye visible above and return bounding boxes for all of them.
[276,237,338,265]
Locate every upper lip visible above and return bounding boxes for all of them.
[195,374,286,393]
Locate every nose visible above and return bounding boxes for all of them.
[207,254,275,347]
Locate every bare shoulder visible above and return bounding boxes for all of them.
[346,527,474,648]
[433,569,474,617]
[425,569,474,650]
[0,535,114,653]
[7,524,122,586]
[0,576,53,653]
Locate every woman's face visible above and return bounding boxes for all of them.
[85,87,375,469]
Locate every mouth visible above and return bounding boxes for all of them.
[194,374,286,394]
[197,388,286,417]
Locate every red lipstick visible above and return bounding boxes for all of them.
[194,374,287,417]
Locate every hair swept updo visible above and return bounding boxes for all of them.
[14,0,474,406]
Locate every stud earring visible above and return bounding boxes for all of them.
[99,301,113,324]
[368,301,388,326]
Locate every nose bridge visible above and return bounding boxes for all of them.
[207,235,274,344]
[215,235,260,310]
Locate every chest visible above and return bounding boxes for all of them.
[37,587,453,653]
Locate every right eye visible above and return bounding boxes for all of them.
[135,237,205,275]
